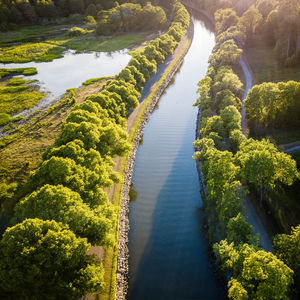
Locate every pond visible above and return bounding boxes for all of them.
[0,49,131,116]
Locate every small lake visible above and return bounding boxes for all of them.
[0,49,131,105]
[127,13,226,300]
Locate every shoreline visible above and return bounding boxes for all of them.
[115,23,195,300]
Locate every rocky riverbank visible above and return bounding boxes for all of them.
[115,23,194,300]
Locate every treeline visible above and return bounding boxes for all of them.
[0,0,174,30]
[195,0,300,66]
[193,0,299,298]
[96,2,167,35]
[245,80,300,134]
[0,1,190,298]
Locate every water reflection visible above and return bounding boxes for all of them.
[128,15,225,299]
[0,49,131,102]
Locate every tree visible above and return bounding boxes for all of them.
[274,225,300,289]
[129,54,157,80]
[209,39,242,68]
[35,0,58,19]
[229,129,245,153]
[14,184,115,245]
[29,156,108,208]
[213,66,243,97]
[235,139,299,206]
[85,3,97,17]
[214,240,294,300]
[238,5,263,43]
[227,213,255,245]
[216,25,246,48]
[88,91,127,125]
[201,115,225,138]
[57,120,130,157]
[0,218,104,299]
[215,8,239,35]
[220,105,242,136]
[105,79,140,112]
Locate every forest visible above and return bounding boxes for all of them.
[0,0,299,299]
[193,0,300,299]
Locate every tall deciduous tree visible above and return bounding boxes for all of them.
[0,218,104,299]
[14,184,116,245]
[235,138,298,205]
[214,240,294,300]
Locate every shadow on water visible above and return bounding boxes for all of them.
[127,13,226,300]
[128,110,226,300]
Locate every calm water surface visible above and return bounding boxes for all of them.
[0,49,130,100]
[128,15,225,300]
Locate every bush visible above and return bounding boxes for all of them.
[0,113,11,126]
[0,218,105,299]
[68,26,86,37]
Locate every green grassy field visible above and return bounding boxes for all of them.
[0,23,152,63]
[0,78,44,122]
[245,35,300,84]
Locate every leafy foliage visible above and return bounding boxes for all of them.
[0,218,104,299]
[14,184,115,245]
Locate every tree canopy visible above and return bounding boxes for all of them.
[0,218,104,299]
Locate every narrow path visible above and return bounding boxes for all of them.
[240,55,253,137]
[284,143,300,153]
[240,53,274,252]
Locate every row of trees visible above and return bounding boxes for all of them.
[245,80,300,133]
[193,1,299,298]
[96,2,167,35]
[195,0,300,65]
[0,1,190,298]
[0,0,176,30]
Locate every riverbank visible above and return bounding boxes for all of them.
[96,22,194,300]
[183,1,280,252]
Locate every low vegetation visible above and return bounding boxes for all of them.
[0,77,44,120]
[0,67,37,79]
[0,42,64,63]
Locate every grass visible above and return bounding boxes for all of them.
[0,43,64,63]
[97,28,193,300]
[0,79,107,186]
[0,24,152,64]
[8,78,26,86]
[0,67,37,79]
[0,113,11,126]
[82,76,112,86]
[245,35,300,84]
[62,31,151,53]
[0,79,44,116]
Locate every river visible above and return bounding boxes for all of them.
[127,14,226,300]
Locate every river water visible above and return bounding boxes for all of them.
[127,14,226,300]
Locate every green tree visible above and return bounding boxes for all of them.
[238,5,263,43]
[235,139,299,206]
[227,213,255,245]
[214,240,294,300]
[0,218,104,299]
[215,8,239,35]
[209,39,242,68]
[220,105,242,136]
[14,184,115,245]
[29,156,108,208]
[274,225,300,289]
